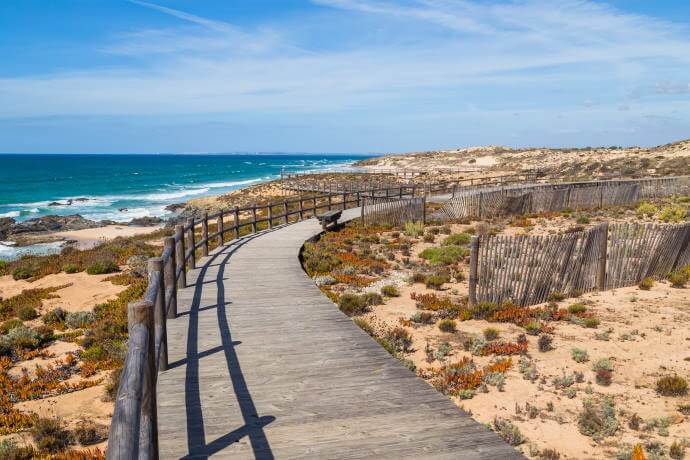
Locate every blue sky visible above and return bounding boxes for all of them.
[0,0,689,154]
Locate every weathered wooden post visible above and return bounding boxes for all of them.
[356,191,361,207]
[201,212,209,257]
[148,258,167,372]
[267,204,273,229]
[186,218,195,270]
[312,196,317,216]
[342,192,347,210]
[327,194,332,211]
[233,206,240,239]
[422,196,427,224]
[283,200,289,224]
[299,197,304,219]
[217,210,224,246]
[163,237,177,319]
[175,225,186,289]
[412,184,417,197]
[469,236,479,306]
[596,222,609,291]
[399,187,403,199]
[251,204,257,233]
[130,299,157,459]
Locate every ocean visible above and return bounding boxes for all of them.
[0,153,372,259]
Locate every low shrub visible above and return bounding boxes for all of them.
[637,202,658,218]
[592,358,613,372]
[410,311,434,324]
[0,318,23,334]
[659,205,686,223]
[338,293,368,316]
[410,271,427,284]
[362,292,383,306]
[423,234,435,243]
[380,285,400,297]
[0,440,35,459]
[442,233,471,246]
[669,270,688,288]
[483,327,499,341]
[638,277,655,290]
[16,305,38,321]
[425,274,448,290]
[582,317,600,328]
[403,221,425,237]
[576,215,590,225]
[12,266,34,280]
[538,334,553,352]
[571,348,589,363]
[73,420,107,446]
[62,263,81,274]
[386,327,413,353]
[568,303,587,314]
[85,260,119,275]
[314,275,337,286]
[670,440,686,460]
[0,325,41,354]
[438,319,457,333]
[42,307,67,326]
[418,246,467,265]
[31,418,73,453]
[547,291,566,302]
[524,321,542,335]
[577,396,618,440]
[65,311,97,329]
[656,375,688,396]
[493,417,524,446]
[595,368,613,386]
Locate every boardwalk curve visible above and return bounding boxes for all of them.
[156,208,522,459]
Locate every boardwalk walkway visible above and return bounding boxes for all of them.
[156,208,522,459]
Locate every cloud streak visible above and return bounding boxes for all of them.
[0,0,689,151]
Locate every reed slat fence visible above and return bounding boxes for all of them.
[469,221,690,307]
[444,176,690,220]
[361,196,426,227]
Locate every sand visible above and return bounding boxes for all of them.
[356,232,690,459]
[0,272,127,313]
[47,224,164,250]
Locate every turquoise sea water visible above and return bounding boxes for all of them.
[0,153,372,259]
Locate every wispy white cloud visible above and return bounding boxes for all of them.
[1,0,689,137]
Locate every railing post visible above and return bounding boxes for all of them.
[313,197,317,216]
[597,222,609,291]
[217,210,224,247]
[469,236,479,306]
[299,197,304,220]
[356,191,361,207]
[163,237,177,319]
[422,196,427,224]
[251,204,257,233]
[283,200,289,224]
[268,204,273,229]
[175,225,186,289]
[201,212,209,257]
[129,299,157,460]
[342,192,347,210]
[233,206,240,239]
[328,194,332,210]
[148,258,167,372]
[186,218,196,270]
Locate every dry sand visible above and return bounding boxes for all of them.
[0,272,127,313]
[48,224,163,250]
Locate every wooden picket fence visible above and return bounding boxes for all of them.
[469,221,690,307]
[361,196,426,227]
[444,176,690,220]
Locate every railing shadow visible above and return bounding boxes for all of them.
[182,231,281,459]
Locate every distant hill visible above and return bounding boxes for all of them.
[355,139,690,180]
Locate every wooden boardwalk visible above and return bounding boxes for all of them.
[156,208,522,459]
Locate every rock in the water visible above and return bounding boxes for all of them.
[8,214,101,235]
[118,208,128,212]
[129,216,164,227]
[164,203,186,213]
[0,217,16,240]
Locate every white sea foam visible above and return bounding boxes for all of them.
[0,241,64,261]
[0,211,20,218]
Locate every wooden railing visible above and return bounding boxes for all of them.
[106,184,425,459]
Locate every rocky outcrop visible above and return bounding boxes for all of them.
[165,203,186,213]
[0,217,16,240]
[8,214,101,235]
[128,216,164,227]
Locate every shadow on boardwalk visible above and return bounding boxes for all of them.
[181,233,279,459]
